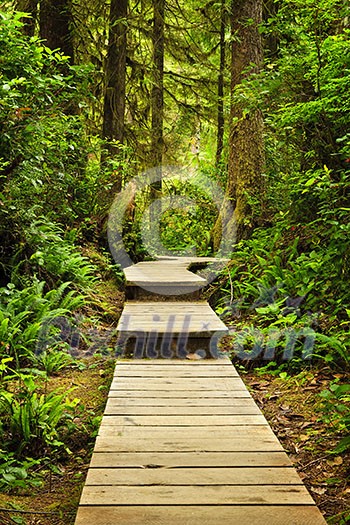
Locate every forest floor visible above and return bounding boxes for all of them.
[244,368,350,524]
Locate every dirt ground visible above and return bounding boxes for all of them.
[243,367,350,524]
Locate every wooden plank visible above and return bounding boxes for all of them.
[89,451,293,468]
[111,381,246,390]
[121,309,220,317]
[124,265,206,285]
[110,378,248,390]
[113,375,247,384]
[96,415,268,426]
[155,255,229,264]
[93,436,284,453]
[108,390,252,398]
[112,376,244,383]
[115,358,233,365]
[112,375,244,382]
[117,301,228,334]
[119,320,221,326]
[113,368,241,375]
[122,302,213,310]
[104,404,262,415]
[114,365,238,370]
[114,369,239,377]
[80,484,315,505]
[106,397,260,408]
[117,323,227,335]
[75,505,327,525]
[85,466,303,486]
[97,425,276,438]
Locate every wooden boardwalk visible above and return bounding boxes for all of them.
[75,358,326,524]
[75,258,327,524]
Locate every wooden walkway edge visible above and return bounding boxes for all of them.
[75,257,327,524]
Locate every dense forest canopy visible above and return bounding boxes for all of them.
[0,0,349,521]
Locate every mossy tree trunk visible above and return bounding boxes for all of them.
[213,0,265,249]
[150,0,165,217]
[102,0,128,189]
[215,0,226,168]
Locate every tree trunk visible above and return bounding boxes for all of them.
[102,0,128,185]
[16,0,38,37]
[215,0,226,168]
[213,0,265,249]
[39,0,74,63]
[150,0,164,195]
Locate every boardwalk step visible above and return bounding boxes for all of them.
[116,301,228,358]
[124,256,228,300]
[75,506,327,525]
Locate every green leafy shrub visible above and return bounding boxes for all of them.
[319,382,350,454]
[0,280,84,365]
[0,450,42,491]
[12,219,97,289]
[0,11,99,273]
[34,350,74,376]
[0,377,80,458]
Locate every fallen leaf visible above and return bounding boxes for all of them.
[310,486,327,495]
[186,353,203,360]
[301,422,314,430]
[281,404,291,411]
[327,457,343,466]
[298,472,308,480]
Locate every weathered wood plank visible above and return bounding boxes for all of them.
[97,425,276,438]
[113,370,242,377]
[120,302,212,311]
[85,467,303,486]
[117,324,226,335]
[116,358,233,365]
[89,451,293,468]
[75,505,327,525]
[112,376,244,384]
[110,380,248,391]
[117,321,226,330]
[105,397,256,407]
[108,390,253,398]
[97,415,268,426]
[155,255,229,265]
[124,264,206,286]
[93,436,284,453]
[80,484,315,505]
[117,301,228,334]
[104,404,262,415]
[114,369,239,377]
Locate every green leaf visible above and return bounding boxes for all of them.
[332,435,350,454]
